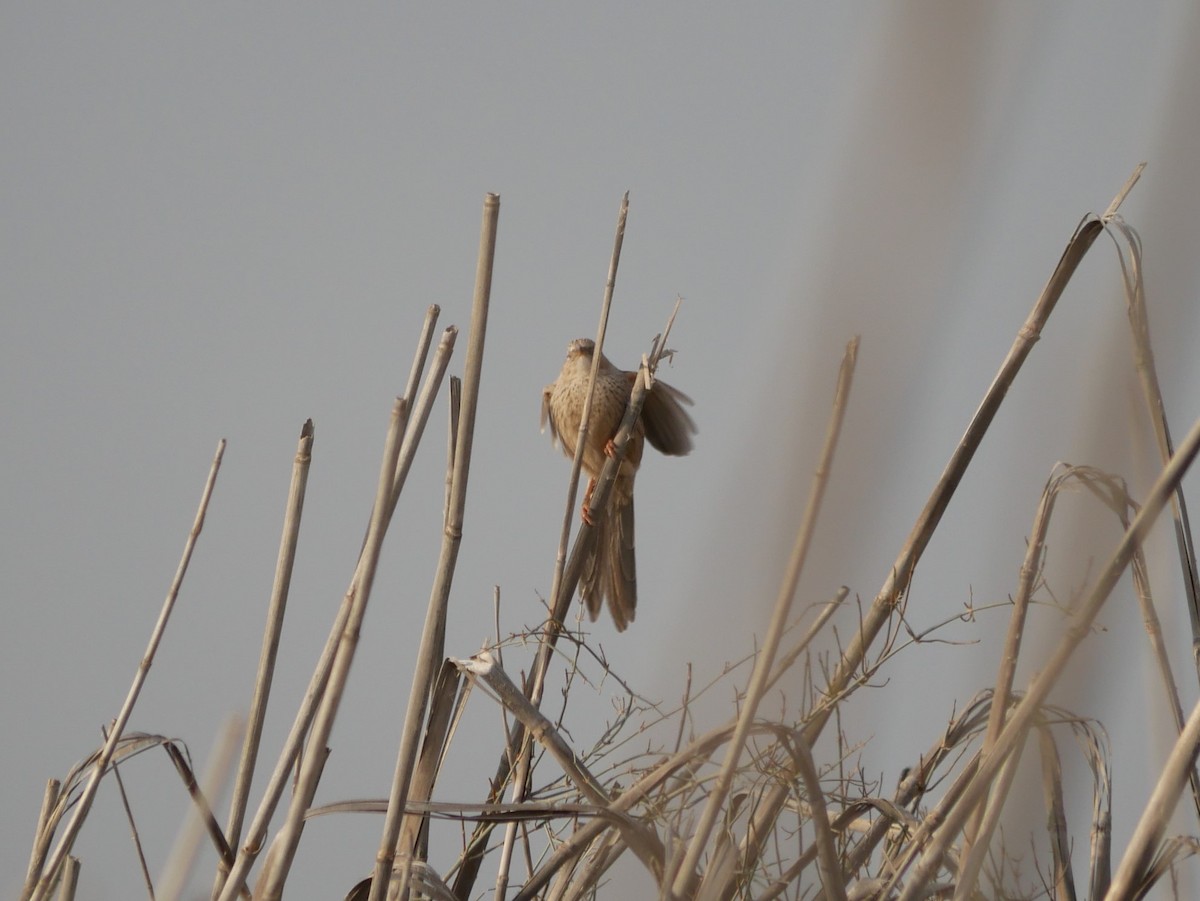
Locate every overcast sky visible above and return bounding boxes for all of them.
[6,4,1200,899]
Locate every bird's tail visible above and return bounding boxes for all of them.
[581,494,637,631]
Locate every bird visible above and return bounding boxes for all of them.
[541,337,696,630]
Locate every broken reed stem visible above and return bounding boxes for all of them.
[24,780,59,893]
[214,419,314,897]
[24,440,226,901]
[454,650,667,883]
[674,337,858,899]
[513,719,796,901]
[892,413,1200,901]
[377,192,499,901]
[403,305,442,415]
[712,198,1116,900]
[390,327,460,513]
[157,715,244,901]
[254,398,408,901]
[55,858,80,901]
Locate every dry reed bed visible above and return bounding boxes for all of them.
[21,168,1200,900]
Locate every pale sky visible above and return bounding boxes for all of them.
[6,4,1200,898]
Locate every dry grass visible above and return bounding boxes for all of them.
[21,170,1200,901]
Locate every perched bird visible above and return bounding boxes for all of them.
[541,338,696,630]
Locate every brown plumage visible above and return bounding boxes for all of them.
[541,338,696,630]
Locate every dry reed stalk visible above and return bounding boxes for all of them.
[403,305,442,414]
[1108,693,1200,897]
[388,327,460,513]
[219,326,458,901]
[213,419,314,898]
[891,412,1200,900]
[958,463,1071,884]
[232,319,453,901]
[24,780,59,892]
[157,715,243,901]
[492,192,631,901]
[960,466,1198,896]
[452,650,667,880]
[54,858,79,901]
[673,338,858,899]
[213,559,356,901]
[1036,723,1076,901]
[787,728,849,901]
[376,193,500,901]
[255,398,408,900]
[394,660,470,863]
[513,718,806,901]
[24,439,226,901]
[1107,214,1200,676]
[1080,469,1200,822]
[543,191,630,672]
[710,171,1140,900]
[104,726,155,898]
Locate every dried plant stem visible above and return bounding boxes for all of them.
[24,440,226,901]
[1107,214,1200,677]
[514,720,792,901]
[403,305,442,414]
[54,858,80,901]
[789,730,849,901]
[24,780,59,892]
[390,327,460,512]
[1108,692,1200,897]
[213,582,356,901]
[105,726,155,899]
[157,715,244,901]
[376,193,499,901]
[454,650,666,881]
[678,338,858,899]
[214,420,314,898]
[543,191,630,680]
[714,192,1123,900]
[959,464,1069,882]
[1036,725,1076,901]
[254,399,408,901]
[892,413,1200,900]
[225,323,455,901]
[493,193,631,901]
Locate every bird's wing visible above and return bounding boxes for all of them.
[641,377,696,456]
[541,383,560,445]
